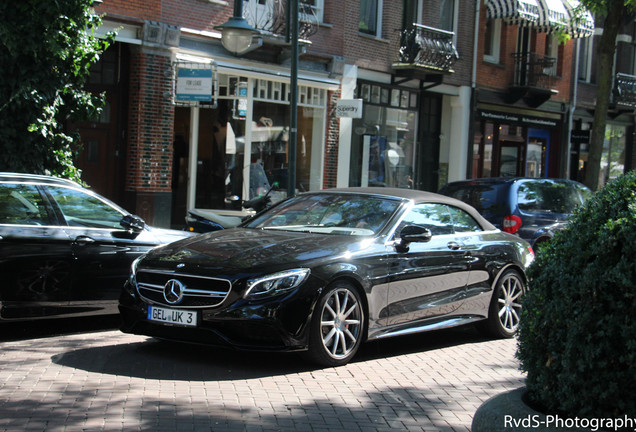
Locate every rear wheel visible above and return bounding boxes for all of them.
[479,269,525,338]
[304,282,365,367]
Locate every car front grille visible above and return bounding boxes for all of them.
[135,269,232,308]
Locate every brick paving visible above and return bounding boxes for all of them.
[0,326,525,431]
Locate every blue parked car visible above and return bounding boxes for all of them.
[438,177,592,250]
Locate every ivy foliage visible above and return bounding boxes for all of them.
[517,169,636,418]
[0,0,113,181]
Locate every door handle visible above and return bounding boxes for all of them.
[73,235,96,246]
[447,242,461,250]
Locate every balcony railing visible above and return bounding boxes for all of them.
[242,0,318,42]
[395,24,459,72]
[613,73,636,107]
[512,52,556,89]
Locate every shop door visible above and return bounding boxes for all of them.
[497,142,524,177]
[527,128,550,177]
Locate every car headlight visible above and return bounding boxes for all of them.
[126,256,143,295]
[245,268,310,299]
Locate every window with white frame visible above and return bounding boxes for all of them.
[484,19,502,63]
[360,0,383,37]
[577,36,593,82]
[545,34,559,76]
[439,0,456,32]
[301,0,324,23]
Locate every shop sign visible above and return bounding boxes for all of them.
[176,68,213,102]
[479,110,559,128]
[571,130,590,143]
[236,82,248,120]
[336,99,363,118]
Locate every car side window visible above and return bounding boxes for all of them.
[46,186,124,229]
[0,183,49,225]
[517,180,582,214]
[448,206,482,232]
[399,203,454,236]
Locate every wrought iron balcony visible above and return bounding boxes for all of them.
[508,52,557,107]
[512,52,556,89]
[393,24,459,73]
[242,0,318,43]
[613,73,636,107]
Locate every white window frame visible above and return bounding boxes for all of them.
[484,19,502,63]
[439,0,458,35]
[359,0,383,38]
[577,36,593,83]
[301,0,324,23]
[546,34,559,76]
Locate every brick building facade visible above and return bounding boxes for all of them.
[81,0,618,228]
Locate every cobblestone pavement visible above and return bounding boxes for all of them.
[0,326,525,432]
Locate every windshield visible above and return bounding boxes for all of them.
[245,193,402,236]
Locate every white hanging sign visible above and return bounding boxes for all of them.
[336,99,363,118]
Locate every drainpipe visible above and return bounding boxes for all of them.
[566,39,581,179]
[467,0,481,179]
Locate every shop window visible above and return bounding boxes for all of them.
[190,75,326,210]
[600,125,626,187]
[350,82,418,189]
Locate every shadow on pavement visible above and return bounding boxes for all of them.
[0,315,121,342]
[52,325,492,380]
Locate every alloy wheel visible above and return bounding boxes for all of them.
[497,273,524,333]
[320,287,363,360]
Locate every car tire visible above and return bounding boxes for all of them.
[479,269,525,338]
[304,281,366,367]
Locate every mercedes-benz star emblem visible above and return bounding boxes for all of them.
[163,279,185,305]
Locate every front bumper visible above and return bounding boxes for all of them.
[118,280,321,352]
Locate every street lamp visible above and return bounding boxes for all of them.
[215,1,261,55]
[287,0,298,198]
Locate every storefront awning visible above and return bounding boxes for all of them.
[536,0,569,32]
[485,0,541,25]
[561,0,595,38]
[485,0,594,38]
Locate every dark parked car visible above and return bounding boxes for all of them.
[120,187,534,366]
[438,178,592,250]
[0,172,192,321]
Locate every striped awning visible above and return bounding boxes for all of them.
[485,0,540,26]
[561,0,595,38]
[485,0,594,38]
[535,0,569,32]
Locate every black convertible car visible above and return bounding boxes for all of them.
[120,188,534,366]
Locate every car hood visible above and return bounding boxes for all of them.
[145,225,195,244]
[140,228,377,272]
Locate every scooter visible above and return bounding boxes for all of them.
[185,183,278,233]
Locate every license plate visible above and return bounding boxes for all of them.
[147,306,197,327]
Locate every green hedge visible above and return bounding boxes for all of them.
[517,169,636,418]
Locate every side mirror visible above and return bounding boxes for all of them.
[400,224,432,244]
[120,214,145,233]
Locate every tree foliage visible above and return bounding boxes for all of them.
[0,0,113,181]
[579,0,636,191]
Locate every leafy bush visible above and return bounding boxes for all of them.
[517,169,636,418]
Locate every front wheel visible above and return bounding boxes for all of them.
[479,269,525,338]
[303,282,366,367]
